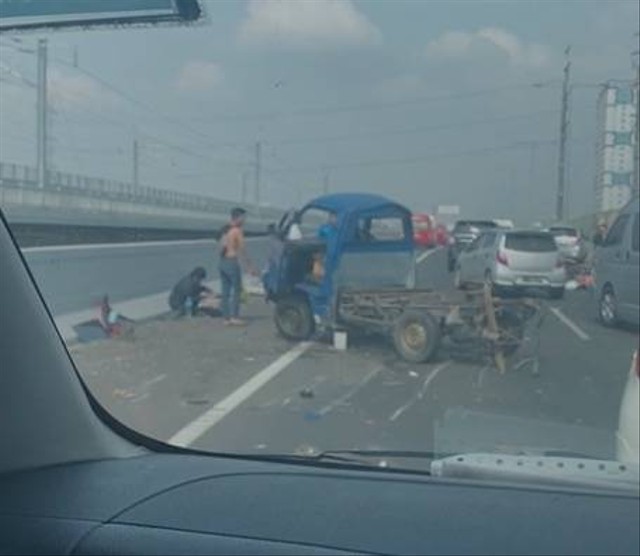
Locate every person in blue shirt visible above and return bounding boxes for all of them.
[318,211,338,241]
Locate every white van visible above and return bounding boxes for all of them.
[593,197,640,327]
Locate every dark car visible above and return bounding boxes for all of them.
[447,219,499,271]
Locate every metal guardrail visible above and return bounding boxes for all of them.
[0,161,284,221]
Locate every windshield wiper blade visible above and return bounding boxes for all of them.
[314,449,440,461]
[231,449,441,470]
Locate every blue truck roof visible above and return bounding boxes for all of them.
[305,193,408,215]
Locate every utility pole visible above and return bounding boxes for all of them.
[36,38,48,189]
[254,141,262,216]
[633,35,639,193]
[556,45,571,221]
[132,139,139,187]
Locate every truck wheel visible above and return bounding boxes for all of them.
[275,295,315,341]
[598,286,618,327]
[392,310,441,363]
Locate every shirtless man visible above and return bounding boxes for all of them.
[219,207,256,325]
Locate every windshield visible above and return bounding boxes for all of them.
[505,232,558,252]
[1,0,639,493]
[454,220,498,233]
[549,227,579,237]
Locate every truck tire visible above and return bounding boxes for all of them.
[275,295,315,341]
[598,286,618,327]
[392,310,441,363]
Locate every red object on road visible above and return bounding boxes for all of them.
[412,213,437,248]
[434,224,449,247]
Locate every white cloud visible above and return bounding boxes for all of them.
[238,0,381,49]
[175,61,224,93]
[49,69,112,108]
[426,27,550,69]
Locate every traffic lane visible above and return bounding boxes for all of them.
[190,295,629,460]
[189,336,447,455]
[70,299,289,442]
[557,286,639,342]
[69,244,446,444]
[426,289,635,458]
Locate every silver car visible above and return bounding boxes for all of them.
[593,197,640,327]
[454,230,566,298]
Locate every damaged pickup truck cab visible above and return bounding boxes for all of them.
[263,193,415,333]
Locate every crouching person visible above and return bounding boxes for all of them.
[169,267,217,317]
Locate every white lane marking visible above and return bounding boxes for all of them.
[141,374,167,390]
[317,365,383,416]
[22,236,263,254]
[549,307,591,341]
[168,342,313,447]
[416,247,442,265]
[389,362,450,421]
[475,365,490,390]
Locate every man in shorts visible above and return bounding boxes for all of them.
[219,207,257,325]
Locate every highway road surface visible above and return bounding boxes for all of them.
[67,247,638,466]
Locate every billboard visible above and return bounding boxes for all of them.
[0,0,202,31]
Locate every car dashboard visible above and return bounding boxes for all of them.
[1,452,638,555]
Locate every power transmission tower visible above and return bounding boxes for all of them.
[556,45,571,221]
[36,38,48,188]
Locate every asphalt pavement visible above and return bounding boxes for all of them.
[69,247,638,466]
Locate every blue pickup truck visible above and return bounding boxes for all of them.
[262,193,537,367]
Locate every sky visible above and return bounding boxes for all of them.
[0,0,638,223]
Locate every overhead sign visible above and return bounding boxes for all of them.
[0,0,202,32]
[437,205,460,216]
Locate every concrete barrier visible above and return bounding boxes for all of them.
[22,238,270,341]
[23,239,219,315]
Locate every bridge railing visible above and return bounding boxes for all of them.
[0,161,284,221]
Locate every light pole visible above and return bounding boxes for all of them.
[532,76,613,221]
[36,38,48,189]
[556,46,571,221]
[632,36,639,193]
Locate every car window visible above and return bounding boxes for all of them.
[357,216,405,242]
[505,232,557,252]
[454,220,497,233]
[481,232,496,249]
[632,213,639,252]
[549,227,578,237]
[604,214,630,247]
[465,235,482,252]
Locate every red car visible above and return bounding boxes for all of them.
[412,213,439,248]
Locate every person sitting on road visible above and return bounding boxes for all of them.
[168,267,215,317]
